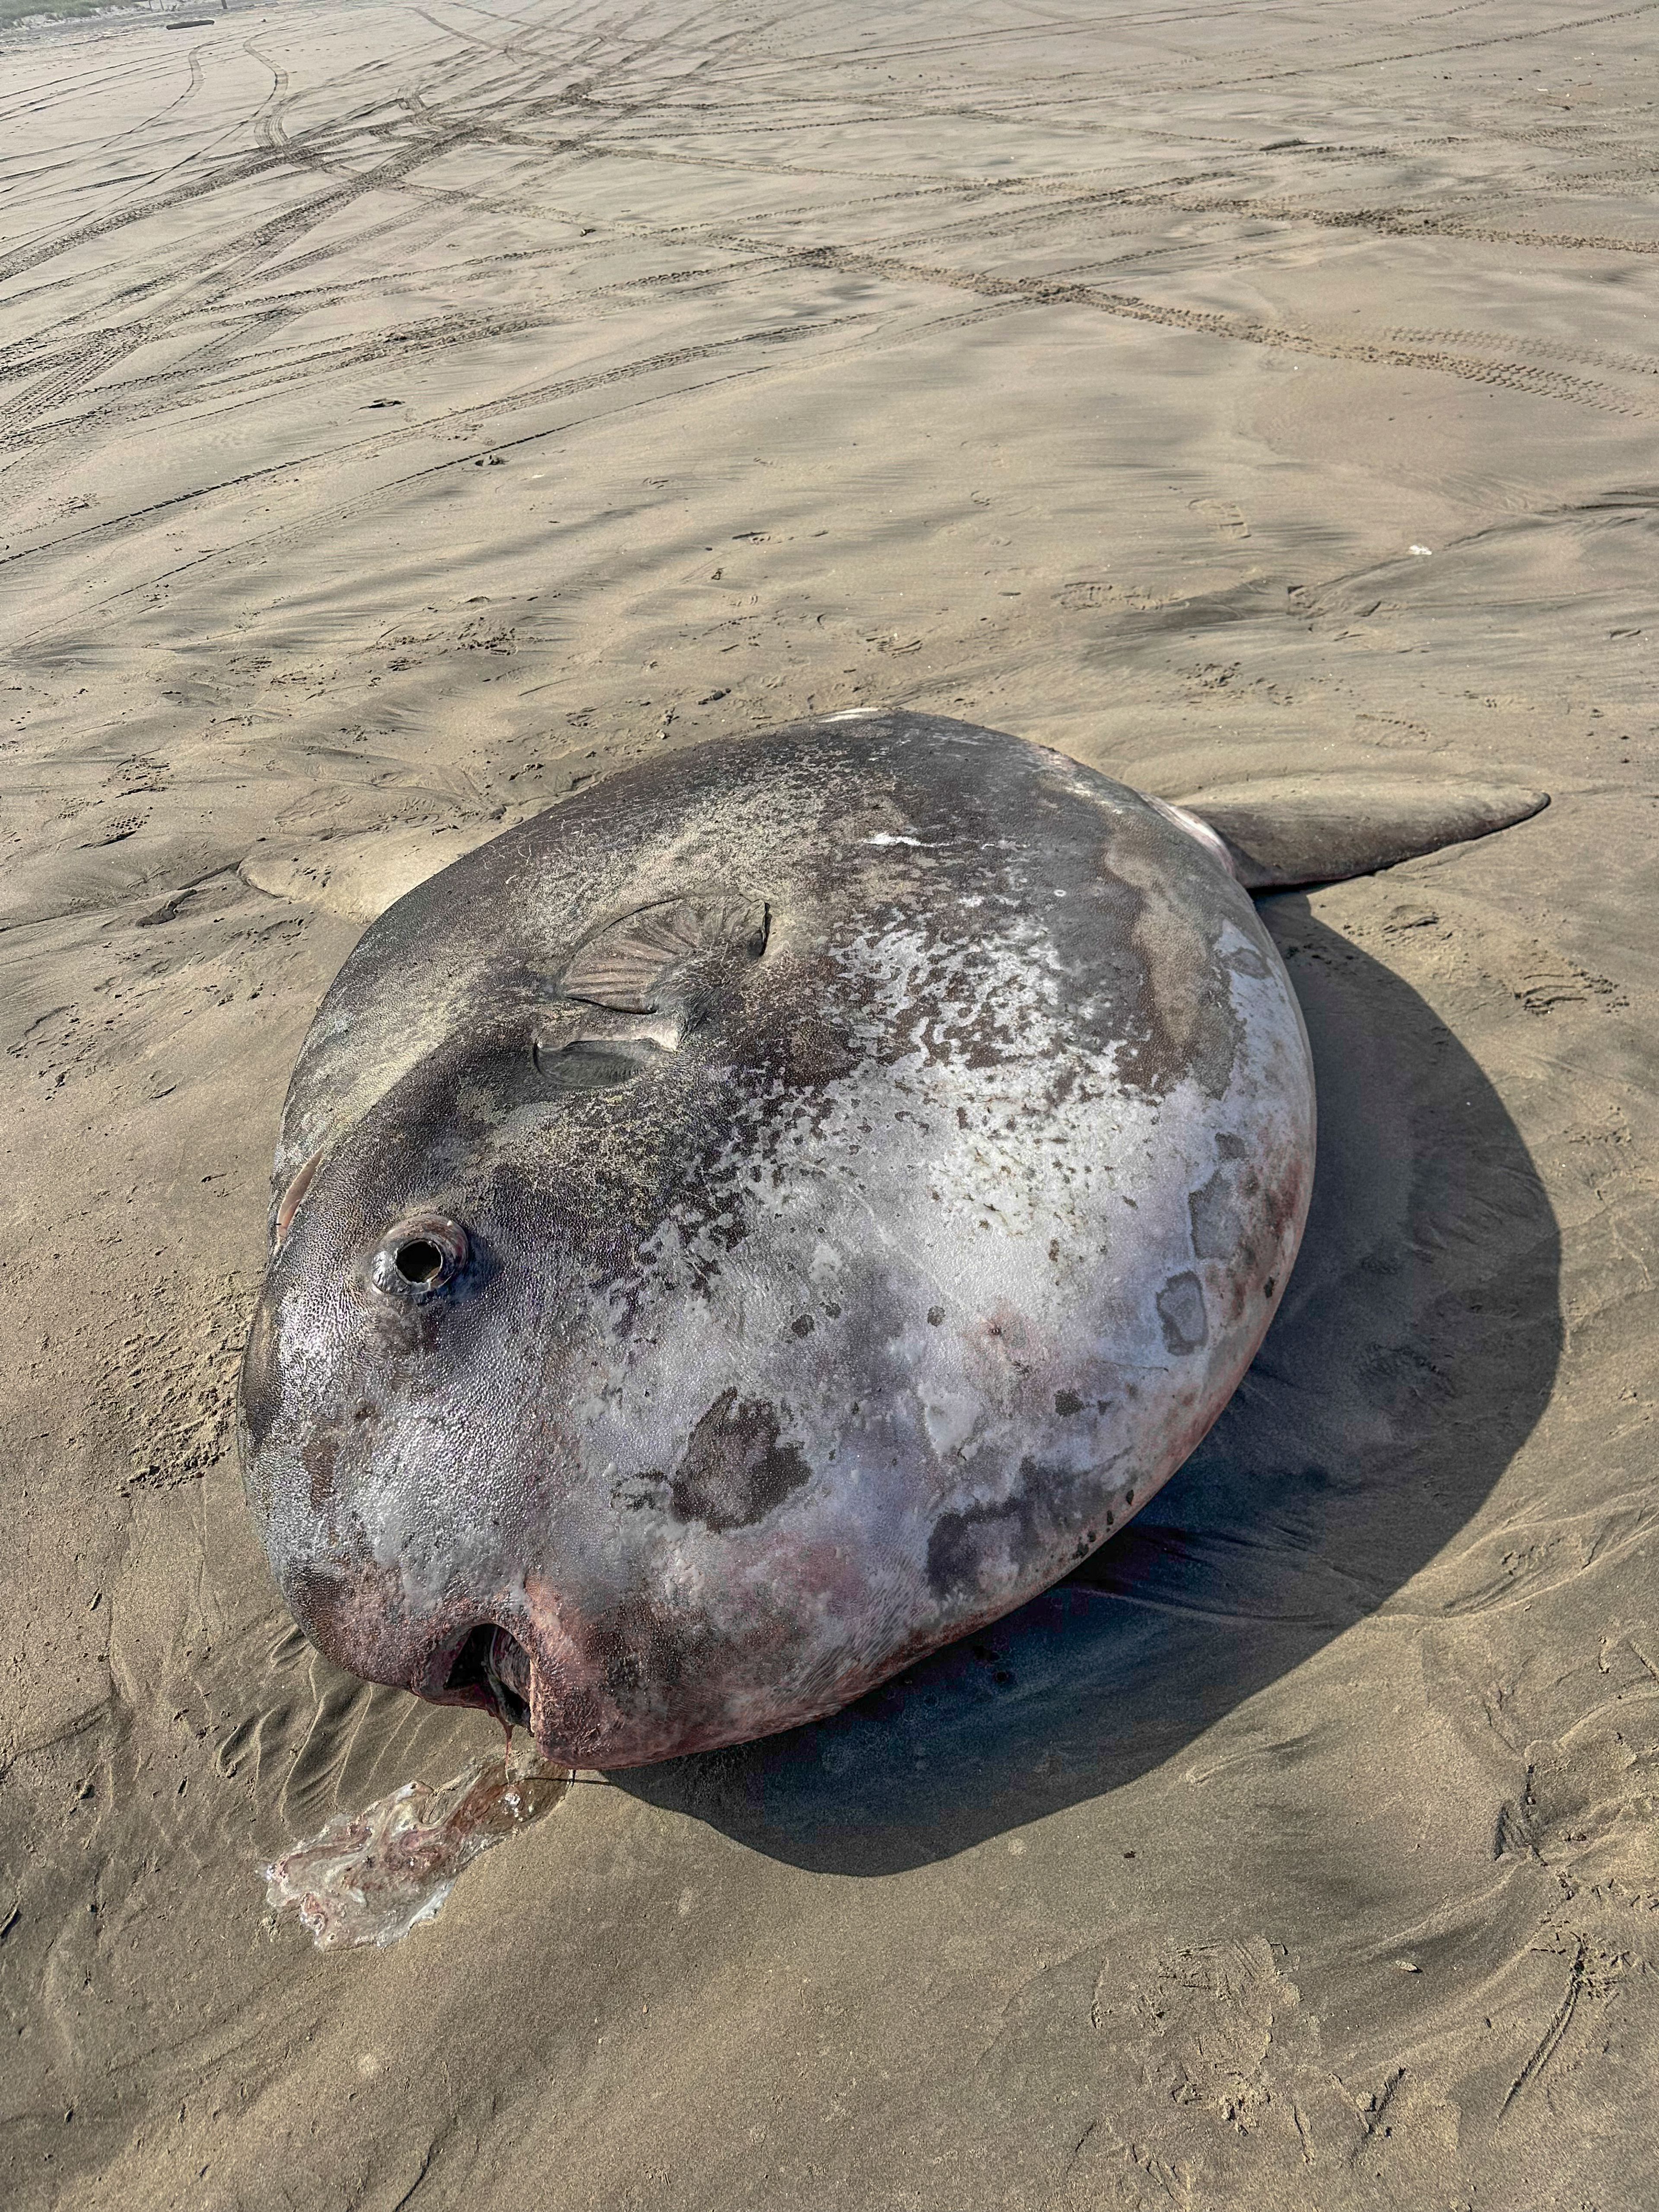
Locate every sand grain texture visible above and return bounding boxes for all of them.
[1,0,1656,2205]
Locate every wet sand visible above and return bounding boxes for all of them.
[2,0,1657,2204]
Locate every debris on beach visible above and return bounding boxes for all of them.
[264,1742,571,1952]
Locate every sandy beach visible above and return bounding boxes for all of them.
[2,0,1657,2203]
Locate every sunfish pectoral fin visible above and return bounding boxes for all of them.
[1160,779,1549,893]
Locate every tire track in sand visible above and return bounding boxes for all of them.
[763,240,1659,419]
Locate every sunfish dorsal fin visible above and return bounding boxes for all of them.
[562,893,769,1011]
[1164,779,1548,893]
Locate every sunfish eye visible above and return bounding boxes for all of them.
[370,1215,469,1299]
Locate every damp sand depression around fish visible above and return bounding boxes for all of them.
[2,0,1658,2207]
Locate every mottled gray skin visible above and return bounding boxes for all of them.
[239,713,1313,1768]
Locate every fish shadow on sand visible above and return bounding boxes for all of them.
[619,899,1562,1872]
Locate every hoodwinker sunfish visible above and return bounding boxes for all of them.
[239,712,1543,1767]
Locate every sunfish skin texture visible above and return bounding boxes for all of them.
[239,712,1314,1769]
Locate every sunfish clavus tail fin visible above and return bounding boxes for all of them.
[1166,780,1549,893]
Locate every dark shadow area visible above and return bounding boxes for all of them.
[618,899,1562,1872]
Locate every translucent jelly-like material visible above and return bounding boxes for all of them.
[264,1742,572,1951]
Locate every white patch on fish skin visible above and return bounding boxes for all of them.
[919,1387,982,1460]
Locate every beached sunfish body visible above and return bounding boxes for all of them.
[239,712,1544,1767]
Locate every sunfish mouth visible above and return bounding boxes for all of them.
[436,1622,536,1734]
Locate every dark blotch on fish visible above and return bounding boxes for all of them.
[667,1391,812,1532]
